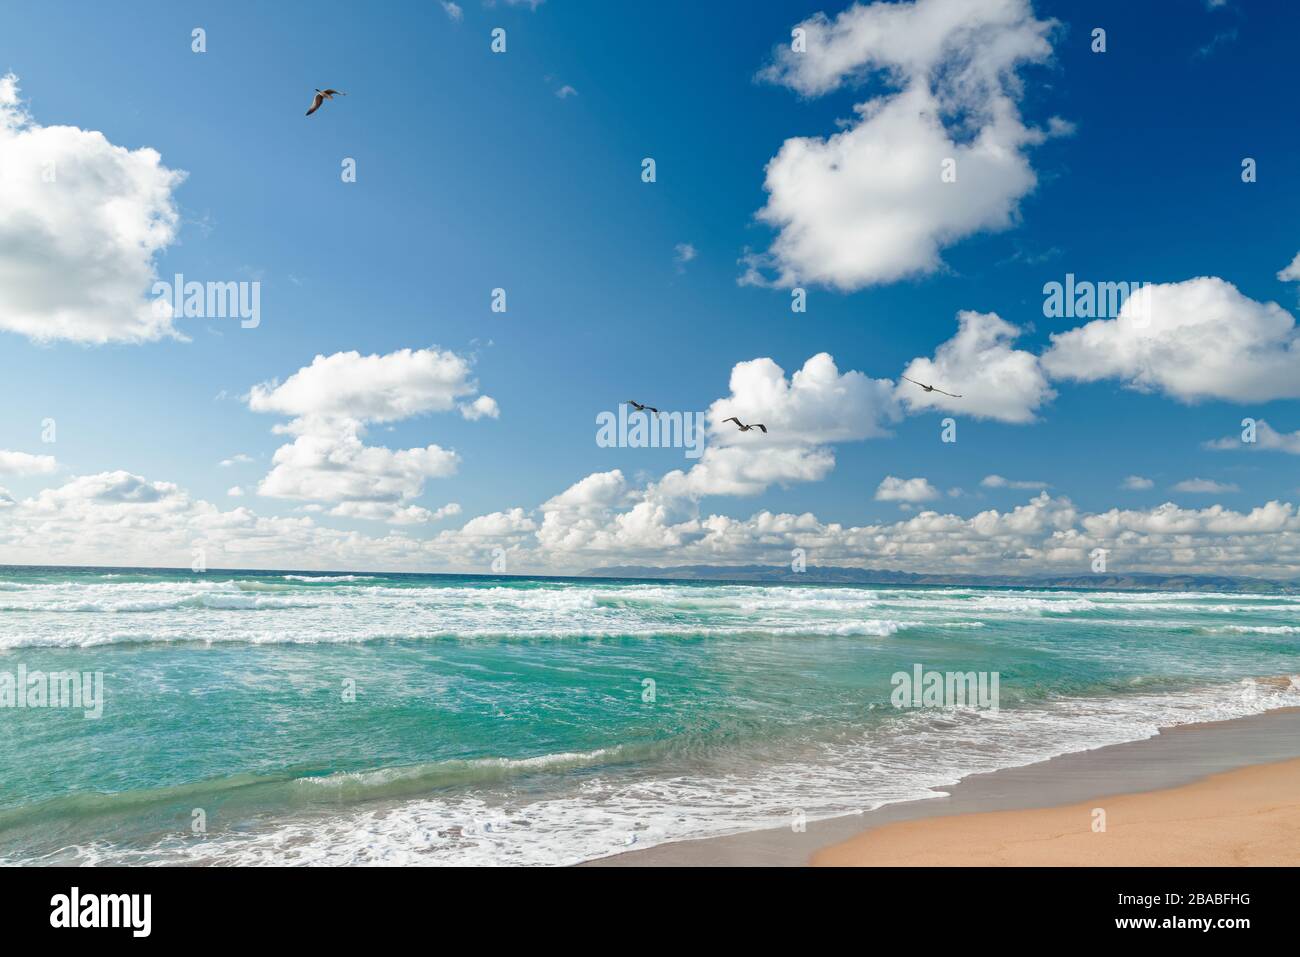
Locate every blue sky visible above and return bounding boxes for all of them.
[2,0,1299,575]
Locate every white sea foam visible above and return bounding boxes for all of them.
[1214,624,1300,635]
[1,575,1293,649]
[282,575,377,582]
[40,683,1300,867]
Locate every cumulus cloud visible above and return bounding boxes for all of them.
[1206,419,1300,454]
[1278,252,1300,283]
[0,470,433,570]
[1172,478,1240,494]
[219,454,253,467]
[459,395,500,421]
[0,450,57,476]
[529,353,900,556]
[1042,277,1300,403]
[745,0,1062,290]
[248,347,494,524]
[441,1,463,21]
[707,352,899,447]
[257,425,460,505]
[248,347,489,424]
[633,352,900,504]
[10,468,1300,580]
[1122,475,1155,490]
[654,446,838,500]
[0,73,186,343]
[981,474,1048,490]
[330,501,461,525]
[899,310,1053,422]
[875,475,940,502]
[431,507,539,568]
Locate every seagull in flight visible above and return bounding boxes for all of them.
[305,88,347,116]
[723,417,766,433]
[625,400,662,416]
[901,375,962,398]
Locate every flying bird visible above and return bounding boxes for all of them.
[723,417,766,433]
[305,88,347,116]
[901,375,962,398]
[625,400,662,416]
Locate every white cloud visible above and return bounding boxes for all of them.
[981,474,1048,490]
[1042,277,1300,403]
[227,486,244,497]
[637,352,899,503]
[330,501,461,525]
[655,446,838,500]
[1172,478,1240,494]
[745,0,1062,290]
[875,475,940,502]
[431,507,539,567]
[674,243,697,267]
[248,347,489,424]
[0,450,57,476]
[1278,252,1300,282]
[543,470,632,513]
[248,347,493,523]
[555,85,578,99]
[1206,419,1300,455]
[899,310,1053,422]
[429,491,1300,580]
[533,353,899,555]
[257,423,459,505]
[707,352,899,447]
[219,454,253,467]
[0,73,186,343]
[0,470,433,570]
[1122,475,1154,490]
[11,468,1300,580]
[441,1,463,20]
[459,395,500,421]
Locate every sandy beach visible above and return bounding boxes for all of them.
[588,707,1300,867]
[814,756,1300,866]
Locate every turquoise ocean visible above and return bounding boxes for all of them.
[1,565,1297,865]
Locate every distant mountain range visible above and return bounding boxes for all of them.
[584,564,1300,594]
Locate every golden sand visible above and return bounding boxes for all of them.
[813,757,1300,867]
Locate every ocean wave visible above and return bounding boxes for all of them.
[1213,624,1300,635]
[0,593,321,614]
[282,575,377,583]
[25,682,1299,867]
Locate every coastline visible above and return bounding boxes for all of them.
[585,706,1300,867]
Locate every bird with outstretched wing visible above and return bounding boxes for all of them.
[723,416,767,433]
[901,375,962,398]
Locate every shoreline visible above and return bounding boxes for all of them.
[585,706,1300,867]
